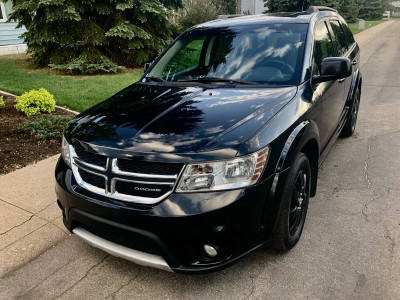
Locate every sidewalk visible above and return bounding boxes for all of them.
[0,155,69,278]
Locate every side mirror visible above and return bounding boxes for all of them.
[313,57,352,84]
[144,61,154,73]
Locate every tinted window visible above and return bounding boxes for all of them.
[148,24,308,85]
[162,38,205,77]
[330,20,348,56]
[313,22,334,75]
[341,22,356,48]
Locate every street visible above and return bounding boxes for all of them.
[0,20,399,299]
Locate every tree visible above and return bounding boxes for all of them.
[266,0,309,12]
[311,0,359,22]
[179,0,218,30]
[358,0,386,19]
[215,0,237,14]
[264,0,387,22]
[160,0,183,9]
[338,0,359,23]
[10,0,173,74]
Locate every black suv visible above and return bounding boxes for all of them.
[56,7,361,273]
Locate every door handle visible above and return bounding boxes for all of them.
[338,78,346,83]
[352,59,358,65]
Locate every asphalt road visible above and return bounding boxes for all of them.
[1,20,399,300]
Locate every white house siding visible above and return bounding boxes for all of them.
[241,0,265,15]
[0,1,27,55]
[0,22,26,46]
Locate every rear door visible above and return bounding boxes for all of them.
[340,20,361,101]
[321,19,349,134]
[329,19,355,101]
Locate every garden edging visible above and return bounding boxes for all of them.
[0,90,79,115]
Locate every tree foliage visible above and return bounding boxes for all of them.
[160,0,183,9]
[358,0,387,20]
[179,0,217,30]
[178,0,236,31]
[265,0,387,22]
[10,0,173,74]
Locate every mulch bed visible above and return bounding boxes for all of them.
[0,93,76,175]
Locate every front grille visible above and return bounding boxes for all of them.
[70,145,184,204]
[79,223,161,256]
[117,158,183,176]
[74,147,108,168]
[79,169,105,189]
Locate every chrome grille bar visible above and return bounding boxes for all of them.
[69,145,183,204]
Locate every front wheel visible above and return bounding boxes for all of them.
[271,152,311,251]
[341,88,361,137]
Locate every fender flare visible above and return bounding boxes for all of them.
[261,121,320,234]
[274,120,320,173]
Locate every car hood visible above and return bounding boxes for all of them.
[67,83,297,157]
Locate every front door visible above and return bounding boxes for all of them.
[312,20,345,149]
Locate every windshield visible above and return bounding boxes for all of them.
[147,24,308,86]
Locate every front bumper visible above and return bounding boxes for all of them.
[55,157,289,273]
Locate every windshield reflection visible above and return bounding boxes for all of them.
[147,24,308,86]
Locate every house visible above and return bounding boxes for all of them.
[237,0,265,15]
[0,0,26,56]
[392,1,400,17]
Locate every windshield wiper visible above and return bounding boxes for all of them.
[177,77,260,85]
[145,76,167,83]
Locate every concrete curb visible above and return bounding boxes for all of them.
[0,90,79,115]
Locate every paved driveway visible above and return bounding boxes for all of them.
[0,20,399,299]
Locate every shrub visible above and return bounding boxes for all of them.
[178,0,237,31]
[19,115,71,139]
[15,88,56,117]
[49,52,125,75]
[179,0,218,30]
[0,96,4,109]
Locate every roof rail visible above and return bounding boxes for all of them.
[307,6,337,14]
[217,14,242,20]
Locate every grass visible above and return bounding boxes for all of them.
[348,20,386,35]
[0,54,143,112]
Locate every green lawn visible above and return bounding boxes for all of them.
[0,54,143,112]
[349,20,386,35]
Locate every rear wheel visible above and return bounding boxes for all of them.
[271,152,311,251]
[341,88,361,137]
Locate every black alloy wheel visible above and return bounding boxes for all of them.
[289,169,308,236]
[271,152,311,251]
[341,88,361,137]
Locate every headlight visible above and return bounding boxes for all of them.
[61,136,71,167]
[176,146,270,192]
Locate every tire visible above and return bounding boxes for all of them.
[341,87,361,137]
[271,152,311,251]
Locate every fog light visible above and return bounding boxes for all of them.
[204,245,218,257]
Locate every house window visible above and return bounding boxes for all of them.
[0,2,7,22]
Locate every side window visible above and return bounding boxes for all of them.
[340,22,356,48]
[330,20,348,56]
[162,38,205,78]
[313,21,334,75]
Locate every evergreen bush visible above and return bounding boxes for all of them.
[19,115,71,139]
[10,0,174,74]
